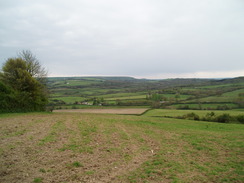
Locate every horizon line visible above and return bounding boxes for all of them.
[47,75,243,80]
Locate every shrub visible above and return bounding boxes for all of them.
[236,115,244,124]
[215,113,231,123]
[183,113,200,120]
[204,112,215,121]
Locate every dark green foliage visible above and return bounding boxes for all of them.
[0,81,18,112]
[151,93,162,101]
[175,112,244,124]
[236,115,244,124]
[178,105,190,110]
[0,53,48,113]
[215,113,231,123]
[116,100,151,106]
[202,112,216,121]
[183,112,200,120]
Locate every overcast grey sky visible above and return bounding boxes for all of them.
[0,0,243,79]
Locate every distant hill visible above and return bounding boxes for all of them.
[47,76,244,110]
[212,76,244,84]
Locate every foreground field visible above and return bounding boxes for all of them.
[0,112,243,183]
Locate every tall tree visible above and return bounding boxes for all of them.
[0,51,48,112]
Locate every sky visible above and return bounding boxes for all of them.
[0,0,243,79]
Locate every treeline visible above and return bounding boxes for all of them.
[165,112,244,124]
[0,51,48,113]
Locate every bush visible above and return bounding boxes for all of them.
[236,115,244,124]
[165,111,243,124]
[215,113,231,123]
[204,112,215,121]
[183,113,200,120]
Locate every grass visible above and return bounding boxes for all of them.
[50,92,148,104]
[71,161,83,167]
[120,117,244,182]
[98,92,146,98]
[186,88,243,104]
[39,120,65,145]
[33,177,43,182]
[0,111,243,182]
[144,109,244,117]
[197,96,237,103]
[222,88,244,97]
[106,94,146,101]
[49,78,102,87]
[198,83,244,89]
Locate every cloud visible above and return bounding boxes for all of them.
[140,70,244,79]
[0,0,243,78]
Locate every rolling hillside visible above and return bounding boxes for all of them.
[47,76,244,110]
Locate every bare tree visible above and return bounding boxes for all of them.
[18,50,47,80]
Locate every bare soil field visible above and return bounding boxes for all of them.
[0,112,243,183]
[53,108,148,115]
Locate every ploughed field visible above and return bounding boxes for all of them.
[0,111,243,183]
[54,108,148,115]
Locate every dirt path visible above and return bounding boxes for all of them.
[54,108,148,115]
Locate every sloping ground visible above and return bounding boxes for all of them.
[144,109,244,117]
[0,112,243,183]
[53,108,148,115]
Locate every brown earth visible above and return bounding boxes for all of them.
[0,113,157,183]
[53,108,148,115]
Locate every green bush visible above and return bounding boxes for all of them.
[183,113,200,120]
[175,112,243,124]
[203,112,216,121]
[236,115,244,124]
[0,55,48,113]
[215,113,231,123]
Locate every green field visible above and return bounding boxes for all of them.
[51,97,86,104]
[145,109,244,117]
[222,88,244,97]
[106,95,146,101]
[47,77,244,110]
[0,111,243,182]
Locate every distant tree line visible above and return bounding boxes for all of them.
[164,112,244,124]
[0,50,48,113]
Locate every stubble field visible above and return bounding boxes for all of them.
[0,111,243,183]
